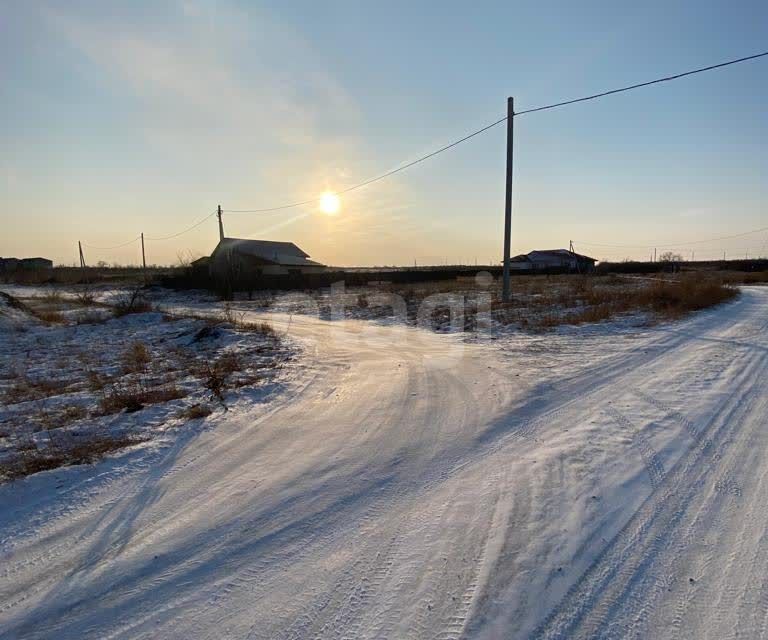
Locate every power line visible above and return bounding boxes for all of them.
[224,50,767,214]
[144,211,217,241]
[222,118,509,213]
[575,225,768,249]
[83,50,768,245]
[514,51,768,116]
[82,236,141,250]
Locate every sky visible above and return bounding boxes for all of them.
[1,0,767,266]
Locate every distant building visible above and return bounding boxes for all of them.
[0,257,52,272]
[20,257,53,270]
[506,249,596,272]
[209,238,326,283]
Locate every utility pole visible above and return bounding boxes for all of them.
[502,97,514,302]
[217,204,225,241]
[654,247,657,263]
[78,241,88,284]
[141,233,147,271]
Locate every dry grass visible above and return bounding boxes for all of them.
[197,352,243,404]
[220,305,276,335]
[525,275,738,328]
[35,309,65,324]
[75,310,108,325]
[2,376,73,404]
[35,404,89,431]
[718,270,768,285]
[121,341,151,373]
[74,289,97,306]
[112,288,152,317]
[0,435,146,483]
[177,403,213,421]
[98,382,186,415]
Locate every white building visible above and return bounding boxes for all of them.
[507,249,596,271]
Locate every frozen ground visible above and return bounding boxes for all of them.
[0,286,766,639]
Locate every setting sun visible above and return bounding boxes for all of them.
[319,191,341,215]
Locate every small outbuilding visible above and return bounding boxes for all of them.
[0,257,52,272]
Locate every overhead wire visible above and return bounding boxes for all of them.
[574,225,768,249]
[223,50,768,214]
[82,50,768,246]
[144,211,218,241]
[81,236,141,251]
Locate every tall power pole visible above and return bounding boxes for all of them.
[502,97,514,302]
[141,233,147,271]
[217,204,225,241]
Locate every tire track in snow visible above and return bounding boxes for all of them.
[604,405,665,490]
[533,346,768,639]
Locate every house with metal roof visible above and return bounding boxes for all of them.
[506,249,596,272]
[209,237,326,282]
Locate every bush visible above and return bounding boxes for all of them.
[113,287,152,317]
[198,352,243,404]
[122,341,151,373]
[74,288,97,306]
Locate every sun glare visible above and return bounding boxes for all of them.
[319,191,341,215]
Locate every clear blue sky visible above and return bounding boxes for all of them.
[1,0,767,265]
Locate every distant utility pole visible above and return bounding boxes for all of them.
[78,241,86,269]
[217,204,225,241]
[654,248,657,263]
[141,233,147,272]
[502,97,514,302]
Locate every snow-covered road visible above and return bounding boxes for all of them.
[1,288,766,639]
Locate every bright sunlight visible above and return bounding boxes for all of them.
[319,191,341,215]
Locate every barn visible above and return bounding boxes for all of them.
[209,237,326,284]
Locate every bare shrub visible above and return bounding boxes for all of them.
[112,287,152,317]
[122,341,151,373]
[74,289,96,306]
[198,352,243,404]
[41,289,63,304]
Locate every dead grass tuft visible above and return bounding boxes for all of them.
[121,341,151,373]
[98,382,186,415]
[3,376,73,404]
[112,287,152,317]
[0,435,146,482]
[36,309,65,324]
[177,403,213,421]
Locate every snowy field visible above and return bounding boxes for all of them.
[0,284,766,639]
